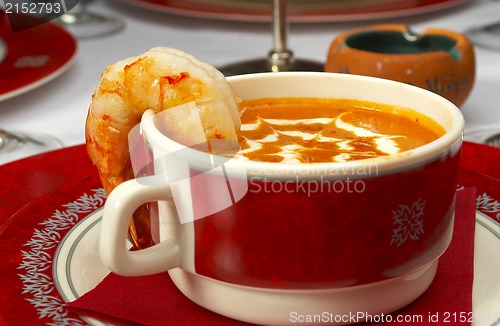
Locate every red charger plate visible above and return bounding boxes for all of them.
[0,143,498,324]
[117,0,472,23]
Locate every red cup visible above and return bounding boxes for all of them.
[100,72,464,325]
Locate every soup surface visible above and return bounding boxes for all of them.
[237,97,445,163]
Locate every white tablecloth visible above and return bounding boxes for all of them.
[1,0,500,165]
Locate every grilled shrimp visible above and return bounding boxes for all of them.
[85,47,240,248]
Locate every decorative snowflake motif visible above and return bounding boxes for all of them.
[476,192,500,221]
[17,188,106,325]
[390,198,426,248]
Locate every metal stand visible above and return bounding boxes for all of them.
[218,0,323,76]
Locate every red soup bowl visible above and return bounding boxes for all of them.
[100,72,464,325]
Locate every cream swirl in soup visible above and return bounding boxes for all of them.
[237,98,445,163]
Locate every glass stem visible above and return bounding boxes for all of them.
[59,2,87,24]
[269,0,294,70]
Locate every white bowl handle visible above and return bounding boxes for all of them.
[99,174,180,276]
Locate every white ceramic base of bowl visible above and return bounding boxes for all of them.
[168,259,438,326]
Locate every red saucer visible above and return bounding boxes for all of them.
[0,10,77,101]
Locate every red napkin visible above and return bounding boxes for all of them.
[67,187,476,326]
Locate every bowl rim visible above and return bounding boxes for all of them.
[142,72,464,179]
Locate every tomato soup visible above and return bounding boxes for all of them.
[237,97,445,163]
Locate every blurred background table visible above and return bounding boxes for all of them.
[1,0,500,165]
